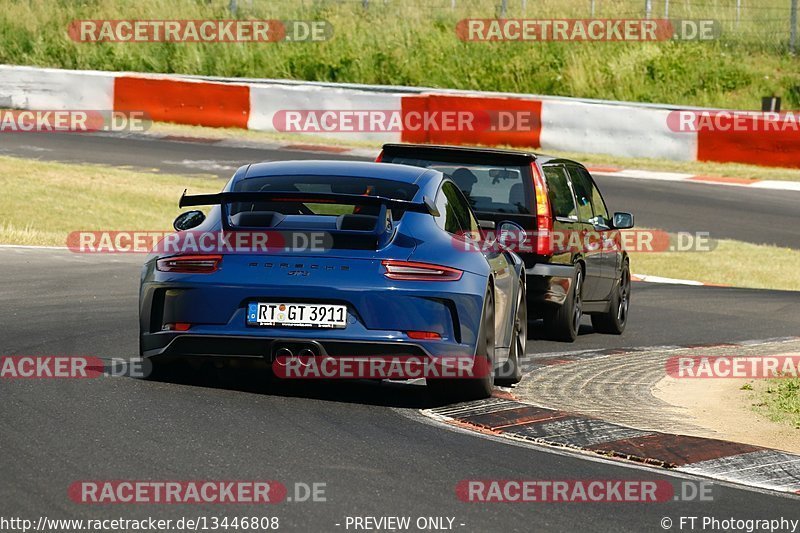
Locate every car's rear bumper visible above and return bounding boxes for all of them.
[140,331,470,361]
[139,261,489,353]
[525,263,576,308]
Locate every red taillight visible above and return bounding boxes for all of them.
[156,255,222,273]
[406,331,442,340]
[531,162,553,255]
[162,323,191,331]
[375,149,384,162]
[382,260,462,281]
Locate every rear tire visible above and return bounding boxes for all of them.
[544,267,582,342]
[496,279,526,386]
[592,261,630,335]
[428,287,495,401]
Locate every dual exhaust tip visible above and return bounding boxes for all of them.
[273,345,317,366]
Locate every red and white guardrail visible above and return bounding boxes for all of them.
[1,64,799,169]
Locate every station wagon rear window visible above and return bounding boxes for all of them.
[381,157,531,214]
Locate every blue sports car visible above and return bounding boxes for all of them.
[139,160,527,400]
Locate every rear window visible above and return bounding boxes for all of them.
[543,165,577,219]
[382,156,531,214]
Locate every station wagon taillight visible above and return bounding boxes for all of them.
[531,163,553,255]
[156,255,222,273]
[382,260,462,281]
[375,150,384,162]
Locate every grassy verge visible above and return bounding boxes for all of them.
[150,122,800,182]
[2,0,800,110]
[0,156,220,246]
[749,378,800,430]
[629,239,800,291]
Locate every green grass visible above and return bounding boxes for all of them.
[629,238,800,291]
[0,155,220,246]
[758,378,800,429]
[2,0,800,109]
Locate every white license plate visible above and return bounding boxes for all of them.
[247,302,347,328]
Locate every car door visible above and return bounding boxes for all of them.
[565,165,605,301]
[583,167,619,301]
[437,180,514,356]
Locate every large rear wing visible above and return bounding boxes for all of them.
[179,190,439,216]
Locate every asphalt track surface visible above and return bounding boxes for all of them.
[1,134,800,531]
[1,131,798,249]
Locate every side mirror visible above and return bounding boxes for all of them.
[173,210,206,231]
[478,219,496,230]
[612,212,634,230]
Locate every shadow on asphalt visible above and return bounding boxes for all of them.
[138,361,454,409]
[527,318,595,340]
[130,323,571,409]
